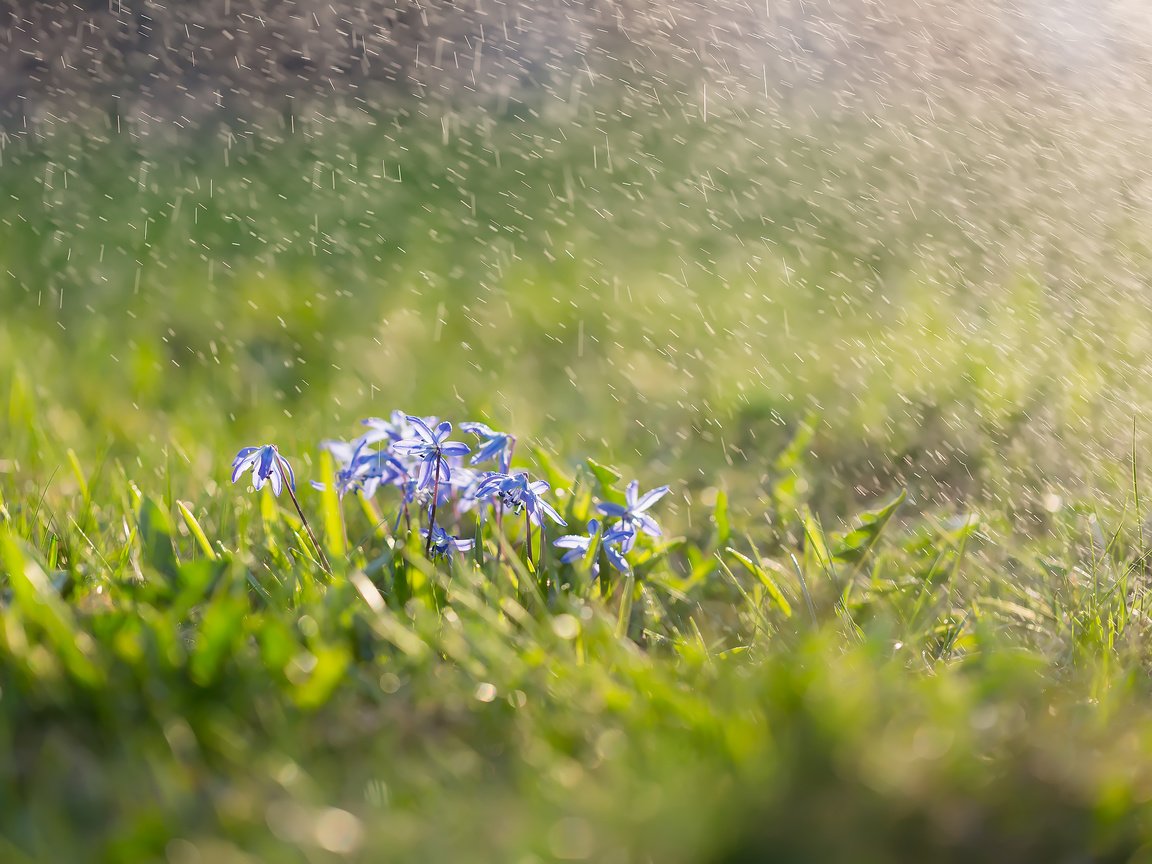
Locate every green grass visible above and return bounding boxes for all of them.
[6,95,1152,861]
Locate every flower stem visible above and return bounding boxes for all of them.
[495,501,504,565]
[525,508,533,567]
[285,483,332,574]
[425,456,443,557]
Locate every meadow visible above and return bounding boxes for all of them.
[6,79,1152,862]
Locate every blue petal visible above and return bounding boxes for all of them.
[538,500,567,526]
[231,446,258,468]
[417,458,436,490]
[231,451,259,483]
[276,453,296,490]
[596,502,628,518]
[460,421,497,437]
[605,544,630,573]
[636,513,662,537]
[440,441,471,457]
[257,446,276,478]
[405,415,437,444]
[391,440,429,456]
[634,484,671,512]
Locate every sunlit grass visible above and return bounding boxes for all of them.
[5,98,1152,860]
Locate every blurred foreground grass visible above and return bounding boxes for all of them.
[6,96,1152,861]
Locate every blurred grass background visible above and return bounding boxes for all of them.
[6,94,1152,521]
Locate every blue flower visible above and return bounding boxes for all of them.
[231,444,296,496]
[391,416,470,490]
[359,411,434,447]
[602,523,637,571]
[459,422,515,473]
[596,480,670,541]
[421,524,475,560]
[474,471,566,527]
[313,440,406,498]
[553,518,601,576]
[553,518,635,576]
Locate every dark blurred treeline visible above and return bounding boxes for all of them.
[0,0,653,128]
[3,0,1151,132]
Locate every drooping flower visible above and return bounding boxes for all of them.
[474,471,566,527]
[231,444,295,496]
[390,416,470,490]
[596,480,670,542]
[421,524,475,560]
[459,422,515,473]
[230,444,332,573]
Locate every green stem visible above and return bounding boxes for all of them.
[425,456,443,557]
[285,482,331,574]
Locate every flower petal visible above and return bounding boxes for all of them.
[405,415,437,444]
[633,484,670,512]
[276,453,296,491]
[636,512,662,537]
[440,441,471,457]
[231,451,259,483]
[538,500,567,527]
[596,502,628,518]
[605,544,630,573]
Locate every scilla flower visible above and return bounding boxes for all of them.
[231,444,295,496]
[391,416,470,490]
[421,524,475,561]
[230,444,330,573]
[474,471,566,527]
[459,422,515,473]
[313,441,406,499]
[596,480,670,542]
[554,518,602,576]
[554,519,635,577]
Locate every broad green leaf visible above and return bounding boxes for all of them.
[190,594,247,686]
[773,411,819,473]
[530,444,573,491]
[801,508,834,575]
[586,459,624,503]
[173,558,227,617]
[138,494,179,585]
[712,488,730,547]
[293,645,352,709]
[579,520,602,577]
[257,615,297,673]
[727,547,793,618]
[0,532,102,686]
[615,571,636,640]
[177,500,218,561]
[65,449,88,500]
[318,449,347,560]
[832,489,907,564]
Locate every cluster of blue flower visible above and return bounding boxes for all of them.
[230,412,669,576]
